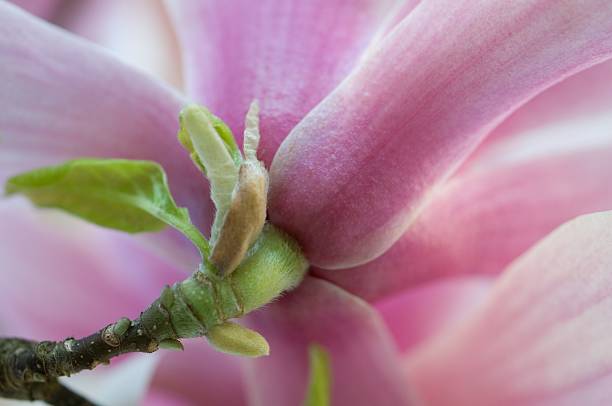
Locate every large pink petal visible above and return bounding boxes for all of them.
[376,276,492,353]
[319,145,612,300]
[0,2,211,231]
[243,277,414,406]
[369,0,421,40]
[269,0,612,269]
[475,58,612,149]
[10,0,182,87]
[318,58,612,301]
[165,0,396,165]
[406,211,612,405]
[8,0,61,19]
[0,199,183,340]
[147,339,246,406]
[55,0,183,88]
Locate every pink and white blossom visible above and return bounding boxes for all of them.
[2,0,612,404]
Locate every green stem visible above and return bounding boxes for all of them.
[141,224,308,339]
[0,224,308,405]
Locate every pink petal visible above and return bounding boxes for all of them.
[376,277,492,353]
[0,2,211,231]
[165,0,396,165]
[371,0,421,40]
[148,339,246,406]
[243,277,414,406]
[476,59,612,149]
[318,58,612,301]
[0,199,183,340]
[8,0,61,19]
[269,0,612,269]
[144,390,192,406]
[406,211,612,405]
[55,0,183,88]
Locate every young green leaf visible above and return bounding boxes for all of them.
[177,107,242,173]
[5,158,209,257]
[178,104,242,244]
[304,344,332,406]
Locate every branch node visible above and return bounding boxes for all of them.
[101,317,131,347]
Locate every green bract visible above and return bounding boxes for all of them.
[304,344,332,406]
[5,158,209,257]
[206,321,270,357]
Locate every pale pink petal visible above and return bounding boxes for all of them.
[376,277,492,353]
[269,0,612,269]
[476,58,612,149]
[243,277,414,406]
[406,211,612,405]
[165,0,396,165]
[148,339,246,406]
[319,144,612,300]
[63,354,158,406]
[319,59,612,300]
[8,0,61,19]
[0,2,212,232]
[55,0,183,88]
[144,390,191,406]
[144,391,189,406]
[0,199,183,340]
[369,0,421,40]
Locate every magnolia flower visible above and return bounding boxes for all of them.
[2,0,612,405]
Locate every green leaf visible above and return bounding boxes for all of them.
[304,344,332,406]
[178,105,242,174]
[5,158,209,257]
[178,104,242,243]
[210,114,243,166]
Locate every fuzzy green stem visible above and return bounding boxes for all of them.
[139,224,308,339]
[0,224,308,404]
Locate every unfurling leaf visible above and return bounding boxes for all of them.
[304,344,332,406]
[5,158,208,257]
[177,105,242,172]
[178,104,242,244]
[206,321,269,357]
